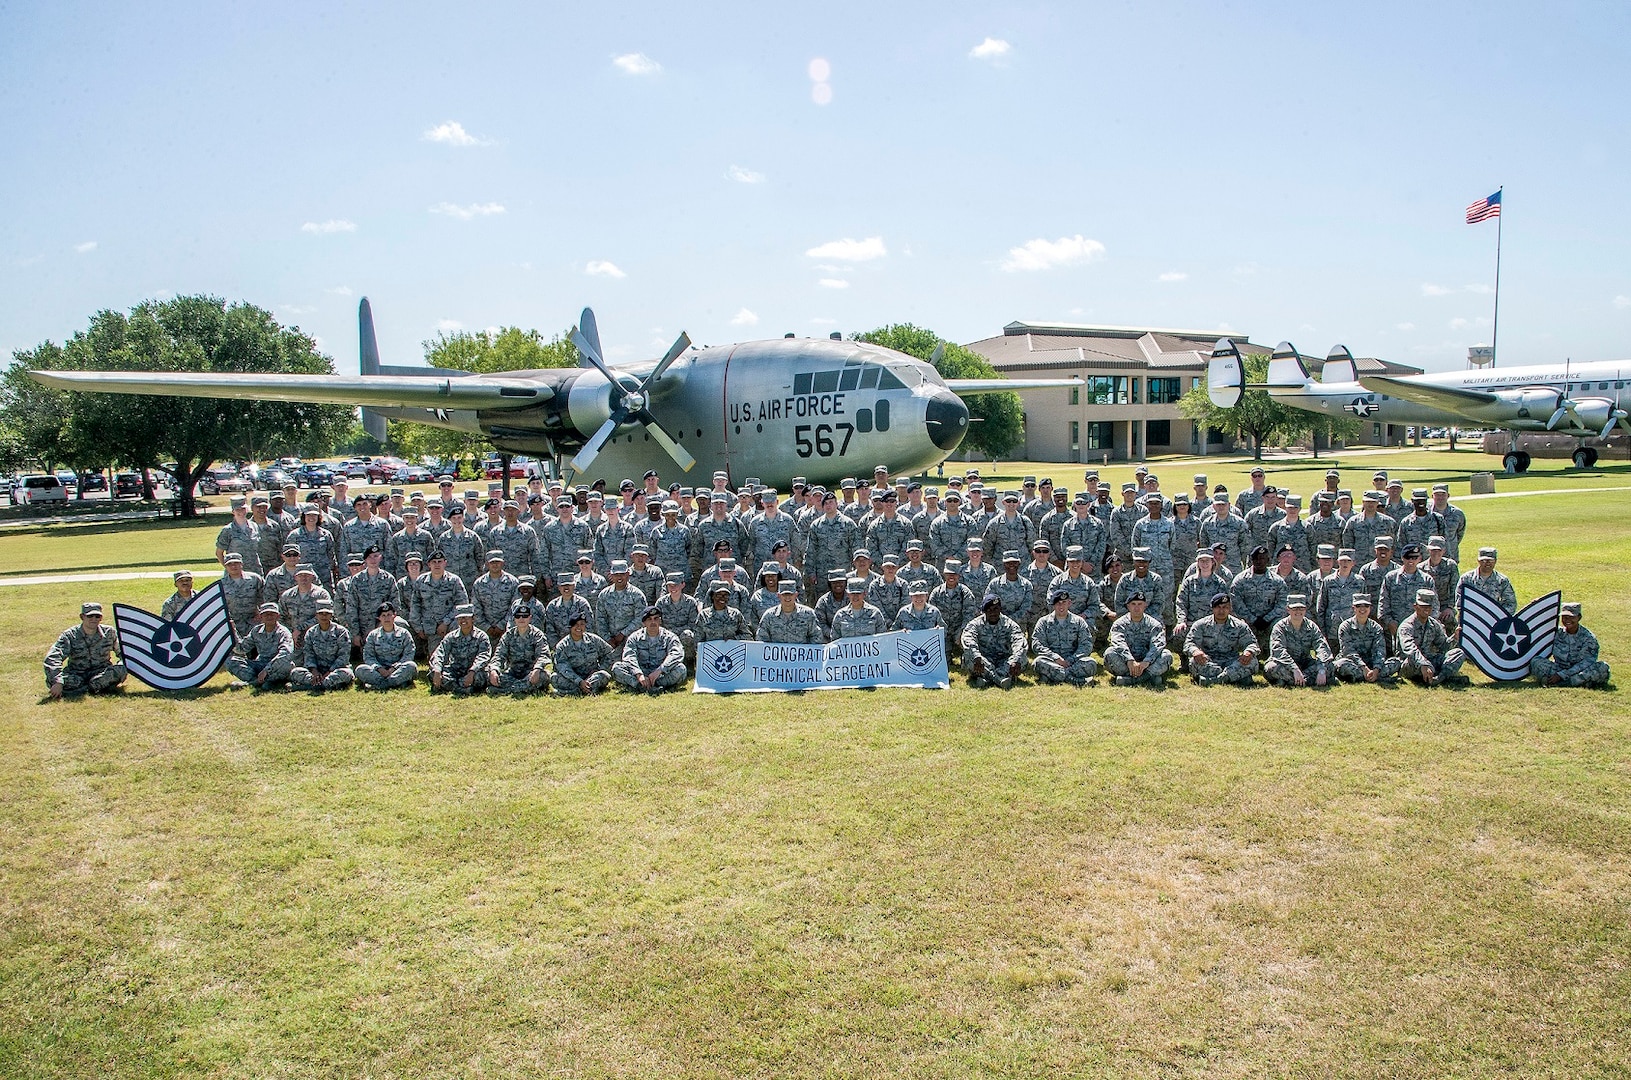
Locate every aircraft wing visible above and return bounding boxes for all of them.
[1357,374,1497,410]
[945,377,1082,395]
[28,370,555,410]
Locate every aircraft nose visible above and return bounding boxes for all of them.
[925,390,969,451]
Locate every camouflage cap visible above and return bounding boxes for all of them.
[80,601,103,615]
[778,580,798,594]
[295,563,316,576]
[664,572,686,584]
[486,550,505,563]
[908,580,930,595]
[1286,593,1308,608]
[315,602,334,614]
[257,602,279,616]
[173,569,193,581]
[1561,602,1582,618]
[517,575,536,587]
[223,552,243,565]
[1478,546,1498,559]
[1414,589,1436,605]
[1316,544,1336,558]
[944,559,962,572]
[454,604,475,619]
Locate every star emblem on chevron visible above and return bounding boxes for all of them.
[1488,615,1531,661]
[152,620,202,665]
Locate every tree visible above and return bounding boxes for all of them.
[1301,410,1363,459]
[388,326,577,469]
[1179,353,1309,460]
[854,324,1024,459]
[5,296,353,516]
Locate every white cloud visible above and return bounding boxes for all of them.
[818,278,849,289]
[585,260,626,278]
[280,304,316,316]
[1420,283,1451,297]
[1395,322,1415,331]
[726,165,765,184]
[1000,234,1106,272]
[805,236,887,261]
[811,83,832,105]
[436,318,463,332]
[74,240,97,254]
[429,201,506,220]
[1464,283,1494,294]
[808,58,831,82]
[1449,317,1470,330]
[613,52,661,75]
[731,308,759,326]
[1156,271,1187,283]
[422,121,489,146]
[326,285,352,296]
[969,37,1012,60]
[1615,295,1631,310]
[301,219,357,235]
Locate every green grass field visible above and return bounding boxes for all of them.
[3,449,1629,1077]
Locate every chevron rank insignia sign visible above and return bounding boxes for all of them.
[114,580,237,691]
[1458,588,1561,681]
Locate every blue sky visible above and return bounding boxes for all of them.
[3,1,1629,374]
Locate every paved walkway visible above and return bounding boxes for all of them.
[1458,485,1631,501]
[0,569,222,588]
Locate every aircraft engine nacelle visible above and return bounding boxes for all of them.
[1495,387,1564,421]
[1569,397,1616,433]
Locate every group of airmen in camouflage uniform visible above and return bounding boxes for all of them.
[43,462,1612,696]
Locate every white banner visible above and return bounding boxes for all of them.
[693,629,949,693]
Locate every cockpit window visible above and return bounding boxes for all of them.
[878,368,908,391]
[858,367,879,389]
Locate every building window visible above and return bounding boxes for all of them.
[1148,377,1182,404]
[1070,385,1080,405]
[1131,378,1141,404]
[1146,420,1171,446]
[1082,376,1129,405]
[1084,421,1115,450]
[1373,423,1382,439]
[1069,421,1080,452]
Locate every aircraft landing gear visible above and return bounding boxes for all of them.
[1572,446,1599,469]
[1503,451,1532,473]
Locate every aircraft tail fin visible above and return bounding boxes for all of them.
[1207,339,1245,408]
[1321,345,1359,385]
[1265,342,1311,391]
[359,298,388,442]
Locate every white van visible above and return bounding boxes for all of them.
[11,474,68,505]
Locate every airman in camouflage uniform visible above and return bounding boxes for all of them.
[429,605,491,694]
[1304,495,1345,559]
[864,495,914,565]
[928,495,976,567]
[1430,485,1467,563]
[985,493,1039,561]
[225,604,294,690]
[1264,594,1331,686]
[1031,591,1098,686]
[986,552,1033,624]
[1266,497,1312,571]
[1395,489,1446,552]
[695,496,746,576]
[696,585,753,642]
[1107,484,1142,566]
[1199,495,1249,573]
[289,604,354,691]
[1379,545,1436,637]
[1530,602,1610,688]
[1317,551,1366,640]
[385,513,433,578]
[1113,552,1168,625]
[1059,494,1109,571]
[249,499,285,574]
[289,506,339,586]
[593,503,638,576]
[612,609,688,693]
[414,552,469,655]
[1047,548,1101,621]
[1235,469,1268,517]
[542,579,594,647]
[215,499,263,574]
[341,498,393,566]
[1454,547,1517,615]
[893,582,946,633]
[1019,541,1062,629]
[958,542,996,600]
[219,553,266,644]
[748,566,785,633]
[867,557,909,623]
[345,547,400,648]
[278,565,331,647]
[160,570,198,622]
[832,579,889,639]
[897,541,942,593]
[1037,491,1072,565]
[649,503,695,587]
[1397,589,1466,686]
[1173,550,1229,665]
[1333,596,1399,682]
[1243,489,1284,554]
[804,495,860,603]
[1230,546,1288,651]
[550,615,615,695]
[1184,593,1259,686]
[1104,594,1172,687]
[757,581,827,643]
[472,552,521,640]
[930,562,977,652]
[261,546,302,606]
[961,596,1028,688]
[1168,497,1200,579]
[656,574,702,662]
[355,604,419,690]
[483,502,539,582]
[595,563,648,648]
[487,606,551,694]
[626,547,667,604]
[437,509,484,589]
[1342,493,1395,563]
[44,602,126,697]
[1423,538,1459,628]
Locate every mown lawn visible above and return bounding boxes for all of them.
[1,453,1627,1077]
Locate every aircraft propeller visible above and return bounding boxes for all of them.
[569,307,696,474]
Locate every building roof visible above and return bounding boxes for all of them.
[965,321,1420,377]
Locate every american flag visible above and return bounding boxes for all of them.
[1466,190,1502,224]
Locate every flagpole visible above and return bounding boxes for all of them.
[1491,186,1503,366]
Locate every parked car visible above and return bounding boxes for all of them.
[366,458,408,483]
[294,464,333,488]
[484,457,529,480]
[198,467,252,495]
[55,470,78,491]
[12,474,69,505]
[78,471,108,492]
[393,464,434,484]
[255,467,292,490]
[113,472,145,498]
[345,460,372,480]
